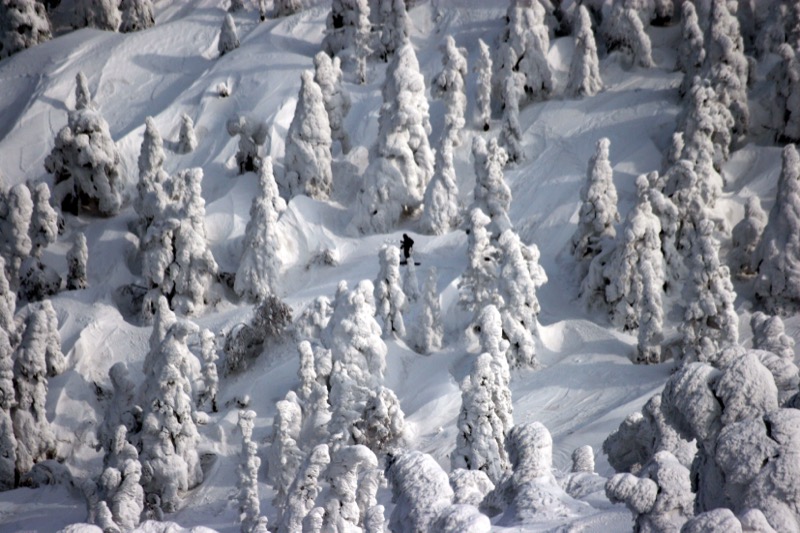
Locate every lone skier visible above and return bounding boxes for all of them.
[400,233,414,263]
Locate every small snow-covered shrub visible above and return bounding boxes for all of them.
[224,295,292,373]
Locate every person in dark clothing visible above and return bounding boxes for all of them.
[400,233,414,261]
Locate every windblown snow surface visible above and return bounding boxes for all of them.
[0,1,792,531]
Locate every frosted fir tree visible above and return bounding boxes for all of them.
[451,352,511,485]
[471,137,512,237]
[71,0,121,31]
[636,260,663,365]
[420,139,460,235]
[567,5,602,98]
[138,322,203,513]
[474,305,513,435]
[284,71,334,200]
[474,39,492,132]
[177,113,198,154]
[45,73,124,217]
[235,158,283,302]
[227,115,269,174]
[320,445,379,531]
[97,363,137,459]
[294,295,333,343]
[314,52,351,155]
[237,410,267,533]
[0,328,17,491]
[12,308,58,479]
[279,444,330,533]
[770,44,800,142]
[387,451,455,533]
[410,268,443,355]
[28,183,57,261]
[37,299,65,378]
[0,0,51,59]
[0,258,16,346]
[138,116,165,180]
[603,5,653,68]
[0,183,33,283]
[517,3,553,102]
[402,252,419,302]
[678,77,734,173]
[676,2,705,97]
[376,0,410,62]
[275,0,301,17]
[458,208,500,313]
[197,329,218,412]
[449,469,495,508]
[218,14,239,56]
[571,137,619,267]
[497,229,546,369]
[432,35,468,146]
[751,311,795,361]
[500,72,525,163]
[267,392,303,517]
[353,385,406,454]
[373,245,407,339]
[730,196,766,278]
[754,144,800,315]
[119,0,154,33]
[66,232,89,291]
[135,123,170,240]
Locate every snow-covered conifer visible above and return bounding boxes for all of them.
[474,39,492,131]
[449,469,494,507]
[284,71,333,200]
[237,410,266,533]
[353,385,406,453]
[376,0,410,61]
[401,253,419,302]
[314,52,351,155]
[97,363,137,458]
[432,35,468,146]
[751,312,795,360]
[770,43,800,142]
[138,117,165,179]
[677,2,704,97]
[567,5,602,98]
[458,208,500,313]
[0,183,33,283]
[109,459,144,530]
[294,295,333,342]
[411,268,443,355]
[267,392,303,514]
[45,74,124,216]
[71,0,120,31]
[198,329,218,412]
[420,138,460,236]
[471,137,511,236]
[500,72,525,163]
[119,0,154,32]
[0,328,17,490]
[603,5,653,68]
[235,158,282,302]
[451,352,511,485]
[177,113,198,154]
[322,445,379,530]
[0,0,51,59]
[571,137,619,267]
[387,451,454,533]
[279,444,330,533]
[0,258,16,346]
[12,308,57,478]
[571,445,595,473]
[66,232,88,291]
[636,260,663,364]
[227,115,269,174]
[36,300,65,378]
[374,245,407,339]
[75,71,93,111]
[517,5,553,102]
[730,196,765,278]
[275,0,301,17]
[754,144,800,315]
[218,14,239,56]
[323,0,372,75]
[28,183,57,261]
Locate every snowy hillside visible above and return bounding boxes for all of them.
[0,0,798,531]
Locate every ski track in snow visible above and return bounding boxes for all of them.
[0,2,793,532]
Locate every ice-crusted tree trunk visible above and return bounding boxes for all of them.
[567,5,602,98]
[410,267,443,355]
[0,328,17,490]
[374,245,407,339]
[66,232,89,291]
[177,113,198,154]
[45,73,124,216]
[28,183,57,261]
[458,208,500,314]
[677,2,705,97]
[432,35,468,146]
[268,392,303,520]
[754,144,800,315]
[571,137,619,268]
[420,139,460,235]
[474,39,492,131]
[235,158,283,302]
[314,52,352,154]
[730,196,765,278]
[119,0,154,32]
[219,14,239,56]
[0,183,33,283]
[0,0,51,59]
[636,260,663,364]
[279,444,330,533]
[471,137,511,237]
[284,71,334,200]
[387,451,455,533]
[237,410,268,533]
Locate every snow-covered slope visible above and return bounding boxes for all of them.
[0,1,791,531]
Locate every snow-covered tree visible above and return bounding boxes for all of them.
[754,144,800,315]
[219,14,239,56]
[410,268,443,355]
[458,208,500,313]
[474,304,513,434]
[387,450,455,533]
[374,245,407,339]
[420,139,460,235]
[284,71,333,200]
[603,5,653,68]
[12,308,58,479]
[275,0,301,17]
[376,0,410,61]
[227,115,269,174]
[320,444,379,531]
[314,52,352,154]
[0,328,17,490]
[97,363,137,460]
[449,469,494,508]
[353,385,406,454]
[138,116,165,180]
[71,0,121,31]
[197,329,218,412]
[294,295,333,343]
[500,72,525,163]
[45,73,124,217]
[237,410,267,533]
[268,392,303,517]
[177,113,198,154]
[567,5,602,98]
[0,258,16,346]
[279,444,330,533]
[119,0,154,32]
[138,321,203,513]
[0,0,51,59]
[402,252,419,302]
[27,183,57,261]
[471,137,511,236]
[770,43,800,142]
[730,196,766,278]
[474,39,492,131]
[235,158,283,302]
[571,138,619,268]
[0,183,33,282]
[676,1,705,97]
[66,232,89,291]
[751,311,795,361]
[432,35,468,146]
[636,259,663,364]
